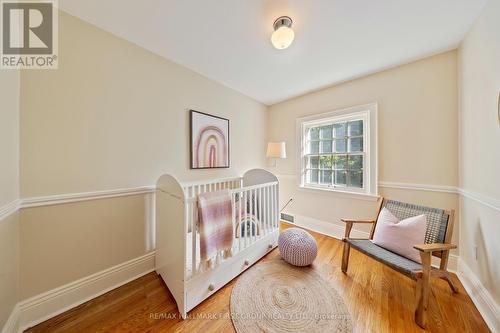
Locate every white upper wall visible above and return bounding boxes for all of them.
[59,0,486,105]
[0,70,20,207]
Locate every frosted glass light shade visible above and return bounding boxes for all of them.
[267,142,287,158]
[271,26,295,50]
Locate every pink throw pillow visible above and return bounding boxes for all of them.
[372,208,427,263]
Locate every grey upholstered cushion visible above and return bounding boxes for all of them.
[347,239,422,277]
[383,200,449,244]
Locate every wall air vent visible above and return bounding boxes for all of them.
[280,213,294,223]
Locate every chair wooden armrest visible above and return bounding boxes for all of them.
[413,243,457,253]
[340,218,375,224]
[340,219,375,239]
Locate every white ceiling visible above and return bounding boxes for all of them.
[59,0,487,105]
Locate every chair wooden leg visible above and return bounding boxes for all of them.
[441,273,459,294]
[341,240,350,273]
[415,252,431,328]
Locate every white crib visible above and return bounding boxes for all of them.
[155,169,280,319]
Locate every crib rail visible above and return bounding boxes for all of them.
[182,177,243,198]
[185,180,279,279]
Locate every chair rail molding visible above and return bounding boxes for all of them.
[378,181,459,194]
[276,175,460,194]
[459,188,500,213]
[21,186,156,208]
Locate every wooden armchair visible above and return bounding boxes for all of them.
[341,197,457,328]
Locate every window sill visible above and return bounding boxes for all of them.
[298,185,379,202]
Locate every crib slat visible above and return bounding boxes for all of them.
[247,189,251,247]
[192,202,196,277]
[263,186,267,235]
[266,186,271,232]
[253,188,257,241]
[258,187,262,239]
[251,189,256,244]
[247,189,251,248]
[253,189,257,243]
[247,190,253,245]
[274,184,280,229]
[231,192,236,255]
[270,185,273,232]
[246,190,250,248]
[239,190,243,251]
[274,184,280,228]
[243,191,248,248]
[271,184,275,230]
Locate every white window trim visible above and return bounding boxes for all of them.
[296,103,378,196]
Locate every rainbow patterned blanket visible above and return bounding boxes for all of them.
[197,189,234,271]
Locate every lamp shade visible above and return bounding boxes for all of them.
[266,142,287,159]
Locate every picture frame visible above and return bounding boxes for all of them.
[190,110,230,169]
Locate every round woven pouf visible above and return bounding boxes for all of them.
[278,228,317,266]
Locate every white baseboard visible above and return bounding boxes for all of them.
[283,214,458,273]
[443,253,458,274]
[290,214,371,240]
[1,251,155,333]
[457,258,500,333]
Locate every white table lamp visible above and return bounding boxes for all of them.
[267,142,287,167]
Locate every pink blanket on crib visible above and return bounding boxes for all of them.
[197,189,233,268]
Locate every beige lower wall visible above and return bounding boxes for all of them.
[459,196,500,303]
[19,195,152,300]
[0,213,19,329]
[278,176,378,235]
[270,51,459,242]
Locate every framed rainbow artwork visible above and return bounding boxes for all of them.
[190,110,230,169]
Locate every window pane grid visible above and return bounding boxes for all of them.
[305,118,365,189]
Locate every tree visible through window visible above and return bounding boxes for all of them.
[305,119,364,189]
[298,103,377,195]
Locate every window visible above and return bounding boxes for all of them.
[297,103,377,196]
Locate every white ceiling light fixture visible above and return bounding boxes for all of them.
[271,16,295,50]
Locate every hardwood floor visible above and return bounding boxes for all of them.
[26,223,490,333]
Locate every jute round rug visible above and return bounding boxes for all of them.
[230,259,353,333]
